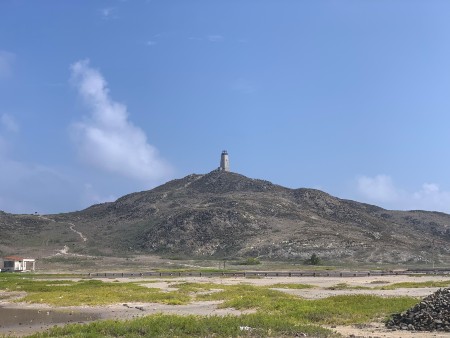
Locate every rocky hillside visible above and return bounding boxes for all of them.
[1,171,450,264]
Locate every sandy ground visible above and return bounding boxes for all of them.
[0,301,255,337]
[2,274,450,337]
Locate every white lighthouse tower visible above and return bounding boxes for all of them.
[219,150,230,172]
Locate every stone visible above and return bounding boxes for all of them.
[386,288,450,332]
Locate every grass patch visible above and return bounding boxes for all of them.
[41,256,97,266]
[1,276,420,337]
[0,275,190,306]
[147,281,416,325]
[378,280,450,290]
[235,258,261,265]
[300,295,416,325]
[27,313,334,338]
[267,283,315,289]
[0,293,14,300]
[169,282,223,293]
[196,284,416,325]
[0,273,86,280]
[326,283,372,290]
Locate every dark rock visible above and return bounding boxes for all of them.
[386,288,450,332]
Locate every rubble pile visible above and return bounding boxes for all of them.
[386,288,450,331]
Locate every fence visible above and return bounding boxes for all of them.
[86,269,450,279]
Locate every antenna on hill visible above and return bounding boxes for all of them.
[219,150,230,172]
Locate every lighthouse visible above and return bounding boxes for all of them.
[219,150,230,172]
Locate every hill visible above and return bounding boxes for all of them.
[1,170,450,264]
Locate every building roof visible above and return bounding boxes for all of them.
[3,256,24,261]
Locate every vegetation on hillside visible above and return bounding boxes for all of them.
[2,171,450,264]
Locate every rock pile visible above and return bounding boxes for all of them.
[386,288,450,331]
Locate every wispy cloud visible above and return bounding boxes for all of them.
[0,111,76,213]
[0,50,15,78]
[143,33,165,47]
[70,59,173,183]
[356,174,450,213]
[100,7,118,20]
[0,158,80,214]
[0,114,18,156]
[207,35,224,42]
[411,183,450,212]
[357,175,399,203]
[188,35,225,43]
[82,183,116,206]
[0,130,120,214]
[0,114,19,132]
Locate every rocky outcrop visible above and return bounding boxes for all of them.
[386,288,450,332]
[2,171,450,262]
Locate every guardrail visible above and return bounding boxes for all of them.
[85,269,450,278]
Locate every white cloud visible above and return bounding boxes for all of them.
[100,7,117,19]
[188,35,224,43]
[0,50,15,78]
[82,183,116,206]
[411,183,450,212]
[207,35,224,42]
[70,59,172,183]
[357,175,399,203]
[0,114,19,132]
[356,174,450,213]
[143,33,163,46]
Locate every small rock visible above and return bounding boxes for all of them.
[386,288,450,332]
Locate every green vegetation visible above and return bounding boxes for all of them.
[41,256,97,267]
[193,283,416,325]
[235,257,261,265]
[0,275,421,337]
[378,280,450,290]
[168,282,222,293]
[325,280,450,290]
[27,314,334,338]
[326,283,371,290]
[305,253,322,265]
[267,283,315,289]
[0,275,189,306]
[26,282,417,337]
[369,280,389,284]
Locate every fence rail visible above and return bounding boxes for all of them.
[86,269,450,279]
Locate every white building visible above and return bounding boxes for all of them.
[219,150,230,172]
[2,256,36,272]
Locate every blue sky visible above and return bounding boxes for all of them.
[1,0,450,214]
